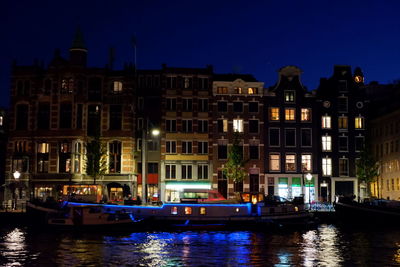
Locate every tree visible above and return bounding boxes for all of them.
[223,132,247,188]
[356,146,379,198]
[85,134,107,185]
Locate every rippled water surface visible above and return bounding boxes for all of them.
[1,224,400,266]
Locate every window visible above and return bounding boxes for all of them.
[339,136,348,151]
[16,104,28,130]
[88,77,102,101]
[166,120,177,132]
[198,99,208,112]
[59,142,71,173]
[322,158,332,176]
[113,81,123,93]
[59,103,72,129]
[199,78,209,90]
[322,136,332,151]
[198,141,208,154]
[338,97,348,112]
[284,91,295,102]
[301,154,312,172]
[184,207,192,215]
[200,207,206,215]
[248,88,258,94]
[166,141,177,153]
[301,129,312,147]
[270,154,280,171]
[285,129,296,147]
[249,102,258,113]
[249,120,259,133]
[233,119,244,132]
[338,80,347,91]
[109,105,122,130]
[171,207,178,215]
[234,87,243,94]
[217,101,228,112]
[249,144,259,160]
[37,143,49,173]
[182,141,193,154]
[181,165,192,179]
[184,77,192,89]
[339,158,349,176]
[270,108,280,121]
[76,104,83,129]
[182,120,193,133]
[285,108,296,121]
[167,76,177,88]
[322,116,331,129]
[138,97,144,111]
[355,117,364,129]
[198,120,208,133]
[183,99,193,111]
[147,140,158,151]
[166,165,176,179]
[148,163,158,174]
[12,157,29,173]
[217,87,228,94]
[218,119,228,133]
[338,116,348,129]
[73,142,82,173]
[301,108,311,122]
[37,103,50,130]
[233,102,243,113]
[0,115,2,126]
[285,154,296,172]
[166,98,176,111]
[355,136,364,152]
[109,141,121,173]
[198,165,208,179]
[218,141,228,159]
[269,128,280,147]
[87,105,101,136]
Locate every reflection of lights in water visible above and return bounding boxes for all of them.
[301,230,318,267]
[2,228,27,265]
[394,243,400,263]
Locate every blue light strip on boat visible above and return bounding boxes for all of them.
[67,202,252,209]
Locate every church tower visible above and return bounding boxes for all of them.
[69,27,87,67]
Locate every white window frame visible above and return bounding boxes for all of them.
[322,115,331,129]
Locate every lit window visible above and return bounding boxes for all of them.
[269,154,280,171]
[338,116,348,129]
[234,87,243,94]
[270,108,280,121]
[285,154,296,172]
[113,81,123,92]
[217,87,228,94]
[285,108,296,121]
[233,119,244,132]
[301,154,312,171]
[200,207,206,215]
[322,158,332,176]
[248,88,258,94]
[355,117,364,129]
[171,207,178,215]
[322,136,332,151]
[184,207,192,215]
[322,116,331,129]
[301,108,311,122]
[0,115,3,126]
[218,119,228,133]
[284,91,295,102]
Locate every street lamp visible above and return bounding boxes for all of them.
[306,173,312,208]
[13,171,21,180]
[141,124,160,205]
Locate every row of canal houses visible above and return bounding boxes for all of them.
[3,31,368,206]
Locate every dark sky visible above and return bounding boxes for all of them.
[2,0,400,107]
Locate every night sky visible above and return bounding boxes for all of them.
[2,0,400,107]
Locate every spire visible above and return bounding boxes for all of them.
[71,26,86,51]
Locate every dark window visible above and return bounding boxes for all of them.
[109,141,121,173]
[249,102,258,113]
[37,143,49,173]
[218,101,227,112]
[198,120,208,133]
[338,97,348,112]
[88,77,102,101]
[198,99,208,112]
[181,165,192,179]
[269,128,280,146]
[166,141,176,153]
[198,141,208,154]
[339,136,348,151]
[218,144,227,159]
[166,120,176,132]
[249,145,259,160]
[198,165,208,179]
[148,163,158,174]
[109,105,122,130]
[301,129,312,147]
[76,104,83,129]
[37,103,50,130]
[44,79,52,95]
[249,120,259,133]
[355,136,364,151]
[87,105,101,136]
[147,140,158,151]
[233,102,243,112]
[182,120,193,133]
[182,141,193,154]
[59,142,71,173]
[166,98,176,111]
[59,103,72,129]
[285,129,296,147]
[16,104,28,130]
[183,99,193,111]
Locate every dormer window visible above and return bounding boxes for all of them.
[234,87,243,94]
[248,88,258,94]
[217,87,228,94]
[284,91,295,102]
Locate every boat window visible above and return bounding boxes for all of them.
[171,206,178,215]
[200,207,206,215]
[184,207,192,215]
[235,208,240,213]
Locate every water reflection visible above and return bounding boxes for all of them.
[1,225,400,266]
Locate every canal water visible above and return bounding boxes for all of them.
[0,224,399,266]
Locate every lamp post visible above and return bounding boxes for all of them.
[321,180,328,202]
[141,124,160,205]
[12,171,21,210]
[306,173,312,209]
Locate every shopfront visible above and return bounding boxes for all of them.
[164,181,212,202]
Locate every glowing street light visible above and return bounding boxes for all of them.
[306,173,312,208]
[13,171,21,180]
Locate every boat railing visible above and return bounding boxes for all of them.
[308,202,335,212]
